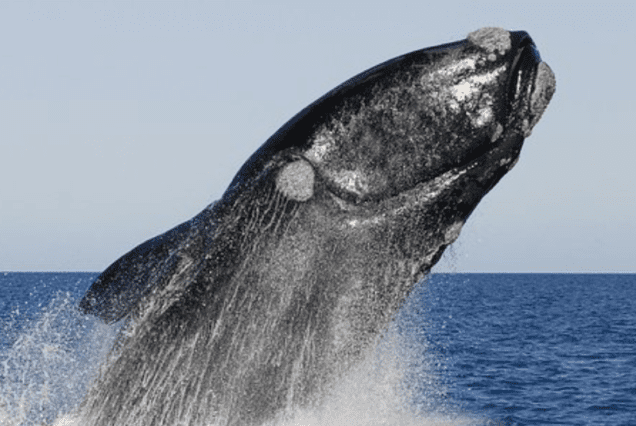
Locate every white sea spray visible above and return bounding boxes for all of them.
[0,291,120,426]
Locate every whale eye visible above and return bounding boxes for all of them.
[275,159,315,202]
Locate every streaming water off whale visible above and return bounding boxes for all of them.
[2,273,635,425]
[0,272,485,426]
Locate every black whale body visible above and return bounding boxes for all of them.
[78,28,555,426]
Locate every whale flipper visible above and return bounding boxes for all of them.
[79,206,215,323]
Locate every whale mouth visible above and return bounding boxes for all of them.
[409,31,555,199]
[508,33,542,105]
[449,29,555,183]
[507,31,556,137]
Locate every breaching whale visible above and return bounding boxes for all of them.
[77,27,555,426]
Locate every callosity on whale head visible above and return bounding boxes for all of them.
[78,28,555,426]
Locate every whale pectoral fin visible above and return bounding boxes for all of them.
[79,218,196,324]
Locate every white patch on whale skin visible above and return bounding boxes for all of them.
[345,216,384,228]
[526,61,556,137]
[449,69,502,103]
[444,221,464,245]
[276,160,315,202]
[491,123,504,142]
[305,133,333,163]
[467,27,511,61]
[444,66,505,129]
[329,168,370,199]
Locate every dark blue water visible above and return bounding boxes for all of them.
[0,273,91,351]
[400,273,636,426]
[1,272,635,425]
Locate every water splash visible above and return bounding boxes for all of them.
[274,327,474,426]
[0,292,119,426]
[267,284,492,426]
[1,283,492,426]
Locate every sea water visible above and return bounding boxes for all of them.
[0,272,634,425]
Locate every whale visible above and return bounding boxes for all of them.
[77,27,555,426]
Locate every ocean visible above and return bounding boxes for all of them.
[0,272,634,426]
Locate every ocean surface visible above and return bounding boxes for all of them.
[0,272,634,425]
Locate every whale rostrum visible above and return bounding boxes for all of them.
[78,27,555,426]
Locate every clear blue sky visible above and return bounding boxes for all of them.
[1,1,634,272]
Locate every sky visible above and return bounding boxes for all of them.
[0,1,634,273]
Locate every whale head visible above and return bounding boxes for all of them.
[220,27,555,286]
